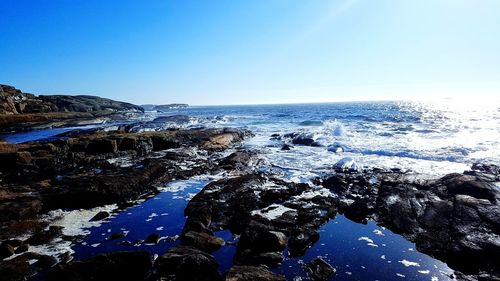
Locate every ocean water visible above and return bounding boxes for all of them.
[164,100,500,177]
[10,100,500,280]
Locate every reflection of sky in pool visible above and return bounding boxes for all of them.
[71,178,455,281]
[72,179,209,260]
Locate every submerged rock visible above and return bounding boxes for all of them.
[180,231,225,253]
[304,258,336,281]
[144,233,161,245]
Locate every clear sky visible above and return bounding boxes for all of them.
[1,0,499,105]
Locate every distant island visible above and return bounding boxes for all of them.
[141,104,189,112]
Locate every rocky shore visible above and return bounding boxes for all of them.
[0,84,143,133]
[0,86,498,281]
[0,126,252,280]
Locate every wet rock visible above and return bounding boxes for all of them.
[109,231,128,240]
[118,240,132,246]
[238,229,287,254]
[90,211,110,221]
[35,254,58,268]
[327,143,345,154]
[154,246,222,281]
[85,139,117,155]
[180,231,225,253]
[14,244,28,254]
[0,243,15,260]
[304,257,336,281]
[152,115,191,124]
[235,228,288,266]
[236,250,284,267]
[225,265,286,281]
[26,226,63,246]
[0,258,39,281]
[144,233,160,245]
[3,240,23,248]
[281,144,293,150]
[333,157,358,172]
[201,133,238,151]
[219,151,254,170]
[288,229,320,257]
[270,133,281,140]
[291,133,315,146]
[442,174,498,202]
[45,251,152,281]
[319,164,500,280]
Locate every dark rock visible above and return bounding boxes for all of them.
[333,157,358,172]
[318,164,500,280]
[26,226,63,246]
[45,251,152,281]
[237,229,287,255]
[219,151,254,170]
[292,133,315,146]
[118,240,132,246]
[442,174,498,202]
[180,231,225,252]
[3,240,23,248]
[109,232,128,240]
[90,211,110,221]
[327,143,345,154]
[85,139,117,155]
[236,250,284,267]
[0,243,15,260]
[152,115,191,124]
[288,229,320,257]
[304,257,336,281]
[224,265,286,281]
[154,246,222,281]
[35,254,57,268]
[144,233,160,245]
[14,244,28,254]
[281,144,292,150]
[0,258,38,281]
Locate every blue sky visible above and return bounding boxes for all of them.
[1,0,499,105]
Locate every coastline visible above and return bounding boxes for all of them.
[0,85,499,281]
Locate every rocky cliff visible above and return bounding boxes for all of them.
[0,84,143,115]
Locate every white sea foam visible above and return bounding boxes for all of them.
[399,259,421,267]
[251,204,296,220]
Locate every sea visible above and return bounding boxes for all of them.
[5,100,500,281]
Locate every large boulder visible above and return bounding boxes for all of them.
[154,246,222,281]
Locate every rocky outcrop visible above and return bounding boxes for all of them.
[0,127,250,241]
[0,84,143,132]
[319,163,500,280]
[0,84,143,115]
[181,173,337,268]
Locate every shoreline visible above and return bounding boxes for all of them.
[0,85,499,281]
